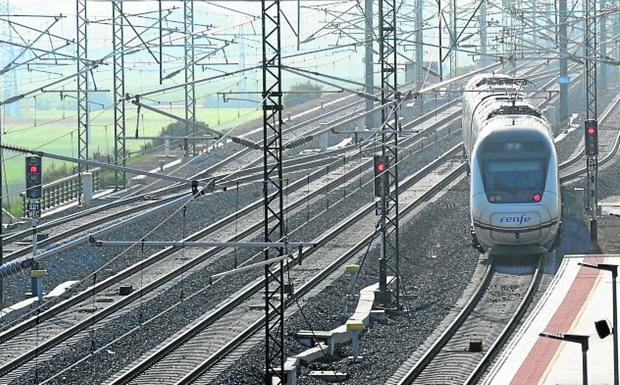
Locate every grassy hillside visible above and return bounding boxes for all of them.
[1,106,261,199]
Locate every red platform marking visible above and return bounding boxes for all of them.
[510,257,603,385]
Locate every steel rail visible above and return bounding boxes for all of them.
[160,62,587,385]
[0,123,462,380]
[394,256,543,385]
[42,131,464,385]
[0,74,405,246]
[0,146,369,344]
[393,263,495,383]
[464,258,544,384]
[0,154,342,262]
[0,77,459,337]
[389,69,590,385]
[0,74,455,261]
[173,156,467,385]
[3,59,548,378]
[0,58,546,327]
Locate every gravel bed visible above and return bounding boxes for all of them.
[0,183,262,325]
[203,82,620,385]
[210,178,478,385]
[6,128,461,384]
[3,72,580,383]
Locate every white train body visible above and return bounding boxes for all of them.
[462,74,561,256]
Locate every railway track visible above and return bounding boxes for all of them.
[95,62,579,385]
[0,90,465,384]
[106,148,467,385]
[384,76,620,385]
[387,257,543,385]
[0,91,382,254]
[0,60,588,384]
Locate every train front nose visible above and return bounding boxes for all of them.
[473,203,558,255]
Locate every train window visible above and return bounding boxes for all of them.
[483,140,545,153]
[481,158,547,203]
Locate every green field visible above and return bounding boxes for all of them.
[2,106,261,198]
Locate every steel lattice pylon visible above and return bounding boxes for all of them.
[76,0,89,199]
[584,0,598,216]
[112,0,126,190]
[261,0,285,382]
[1,1,19,118]
[378,0,400,307]
[184,0,196,155]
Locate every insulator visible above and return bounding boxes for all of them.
[284,135,313,149]
[231,136,261,150]
[0,259,29,279]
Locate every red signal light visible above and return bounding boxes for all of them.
[587,127,596,135]
[29,164,38,173]
[376,162,386,172]
[533,193,542,202]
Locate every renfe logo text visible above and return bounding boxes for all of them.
[499,214,532,225]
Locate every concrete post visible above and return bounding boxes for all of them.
[320,133,328,152]
[164,136,170,157]
[449,0,457,77]
[597,0,609,85]
[415,0,424,112]
[403,64,415,118]
[558,0,569,125]
[574,187,585,220]
[600,0,607,87]
[317,122,329,151]
[31,268,46,303]
[351,330,359,356]
[479,0,489,67]
[531,0,537,48]
[346,320,364,361]
[82,172,93,204]
[615,0,620,80]
[364,0,375,129]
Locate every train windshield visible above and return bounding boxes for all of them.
[480,140,549,203]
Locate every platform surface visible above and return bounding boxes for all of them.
[484,254,618,385]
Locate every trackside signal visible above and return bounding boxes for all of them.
[585,119,598,156]
[373,155,388,197]
[25,155,42,199]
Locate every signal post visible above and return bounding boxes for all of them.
[585,119,598,240]
[583,0,598,241]
[25,155,45,302]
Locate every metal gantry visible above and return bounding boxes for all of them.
[1,0,19,118]
[261,0,285,382]
[184,0,196,155]
[76,0,89,201]
[378,0,400,307]
[112,0,126,190]
[584,0,598,229]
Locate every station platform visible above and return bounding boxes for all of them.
[484,254,618,385]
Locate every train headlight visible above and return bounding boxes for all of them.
[488,194,502,202]
[533,193,542,202]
